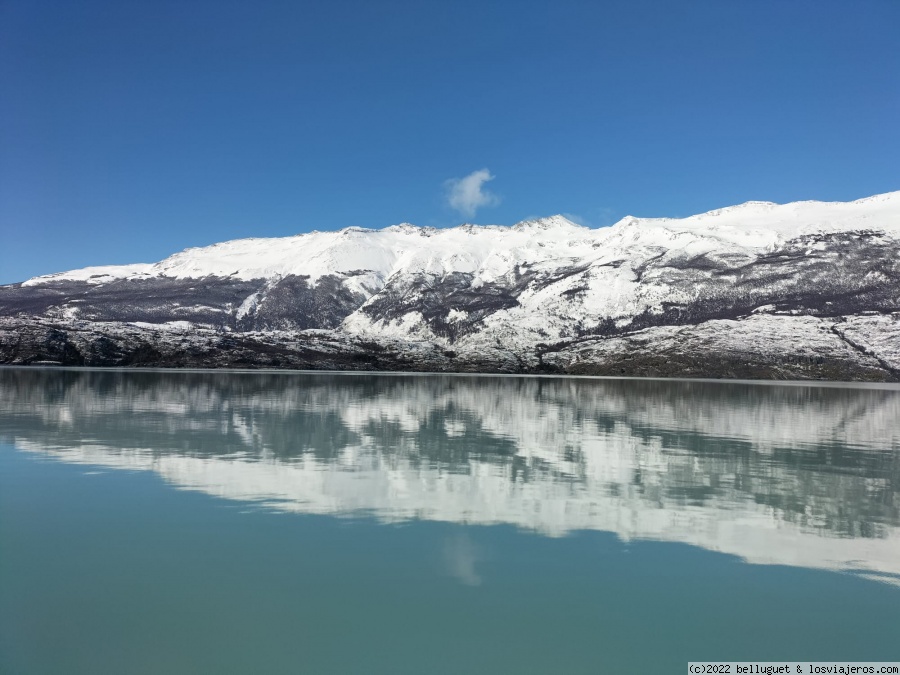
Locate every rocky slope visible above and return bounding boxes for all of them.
[2,192,899,379]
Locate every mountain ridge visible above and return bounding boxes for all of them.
[2,191,899,379]
[17,190,900,287]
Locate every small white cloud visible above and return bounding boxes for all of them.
[444,168,500,219]
[441,532,481,586]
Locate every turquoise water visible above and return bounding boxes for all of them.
[1,369,899,674]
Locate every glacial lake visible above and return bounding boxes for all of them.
[1,369,899,674]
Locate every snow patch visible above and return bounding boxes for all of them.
[447,309,468,323]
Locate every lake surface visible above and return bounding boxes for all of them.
[1,368,899,674]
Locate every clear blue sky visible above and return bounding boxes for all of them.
[1,0,898,284]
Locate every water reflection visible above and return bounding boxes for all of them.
[1,368,898,578]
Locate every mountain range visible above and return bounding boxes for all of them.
[2,191,899,380]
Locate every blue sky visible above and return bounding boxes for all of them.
[1,0,898,284]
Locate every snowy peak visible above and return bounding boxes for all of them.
[4,190,899,357]
[512,215,585,231]
[19,215,592,288]
[18,191,900,288]
[607,190,900,251]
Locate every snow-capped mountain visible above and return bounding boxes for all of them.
[2,192,899,379]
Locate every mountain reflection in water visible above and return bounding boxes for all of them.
[1,368,898,580]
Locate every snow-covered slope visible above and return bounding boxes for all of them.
[611,190,900,248]
[2,191,899,378]
[20,216,587,288]
[19,191,900,288]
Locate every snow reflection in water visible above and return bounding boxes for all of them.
[2,368,899,580]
